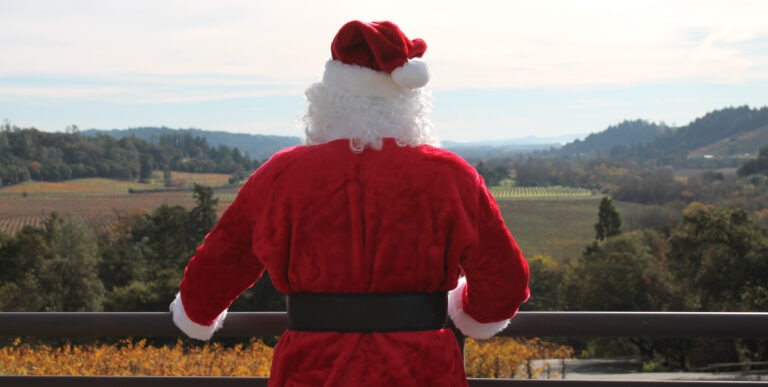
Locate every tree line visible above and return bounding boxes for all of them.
[0,124,260,186]
[526,197,768,371]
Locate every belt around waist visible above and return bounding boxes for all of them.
[286,292,448,333]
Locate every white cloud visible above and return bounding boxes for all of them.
[2,0,767,140]
[2,0,767,89]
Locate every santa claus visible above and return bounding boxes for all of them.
[170,20,530,386]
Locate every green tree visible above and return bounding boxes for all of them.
[521,255,565,311]
[565,234,663,311]
[139,154,154,182]
[102,203,199,311]
[595,197,622,241]
[665,202,768,368]
[0,227,49,311]
[474,161,510,186]
[0,215,105,311]
[42,215,105,311]
[667,202,768,311]
[737,145,768,177]
[188,184,219,246]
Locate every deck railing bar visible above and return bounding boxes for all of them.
[1,312,767,338]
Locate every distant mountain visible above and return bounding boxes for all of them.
[443,143,555,160]
[646,106,768,160]
[87,127,579,162]
[445,133,584,148]
[555,119,669,157]
[82,105,768,168]
[688,126,768,158]
[443,134,584,160]
[84,127,301,161]
[553,106,768,168]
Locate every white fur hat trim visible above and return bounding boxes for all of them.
[322,59,429,97]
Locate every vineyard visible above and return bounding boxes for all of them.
[0,337,572,379]
[0,174,238,235]
[0,179,594,236]
[0,191,236,235]
[490,186,595,200]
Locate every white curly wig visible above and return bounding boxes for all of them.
[302,60,440,152]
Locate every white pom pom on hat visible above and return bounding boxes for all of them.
[326,20,430,94]
[391,58,430,89]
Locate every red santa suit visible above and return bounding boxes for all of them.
[171,20,530,387]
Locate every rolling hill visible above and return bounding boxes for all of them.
[82,105,768,168]
[554,105,768,167]
[83,127,301,161]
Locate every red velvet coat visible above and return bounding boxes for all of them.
[173,138,530,386]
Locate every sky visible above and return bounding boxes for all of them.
[1,0,767,143]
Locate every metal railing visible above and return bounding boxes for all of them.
[1,311,767,386]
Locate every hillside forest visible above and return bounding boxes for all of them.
[2,105,768,371]
[0,123,260,187]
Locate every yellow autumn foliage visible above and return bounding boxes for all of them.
[0,338,272,376]
[464,337,574,379]
[1,337,572,379]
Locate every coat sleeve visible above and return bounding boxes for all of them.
[448,177,530,339]
[170,177,266,341]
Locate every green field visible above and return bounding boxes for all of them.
[499,197,670,262]
[497,198,599,261]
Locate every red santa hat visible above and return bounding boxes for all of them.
[322,20,430,96]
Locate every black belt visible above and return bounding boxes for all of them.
[286,292,448,333]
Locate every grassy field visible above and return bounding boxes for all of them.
[499,198,601,261]
[499,197,669,261]
[0,176,663,262]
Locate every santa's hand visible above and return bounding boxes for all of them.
[447,276,510,339]
[169,292,227,341]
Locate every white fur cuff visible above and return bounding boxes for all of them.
[170,292,227,341]
[448,277,510,339]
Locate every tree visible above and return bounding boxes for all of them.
[139,154,154,182]
[664,202,768,367]
[562,229,685,366]
[565,234,662,311]
[667,202,768,311]
[594,196,622,241]
[0,215,105,311]
[737,146,768,177]
[474,161,510,186]
[43,215,105,311]
[521,255,565,311]
[100,204,193,311]
[0,227,49,311]
[188,184,219,246]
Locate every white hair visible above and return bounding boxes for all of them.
[301,79,440,152]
